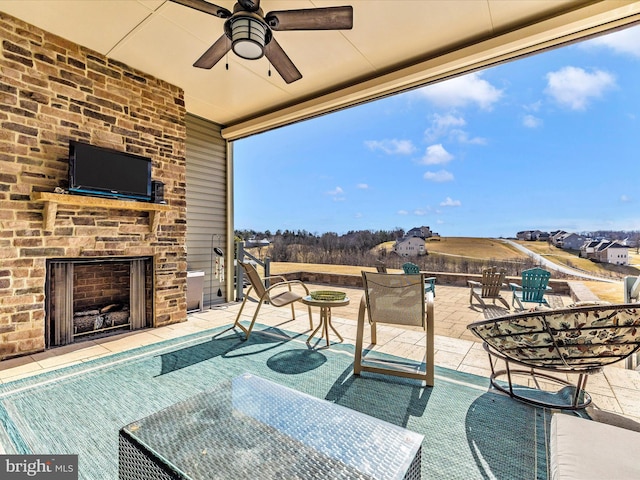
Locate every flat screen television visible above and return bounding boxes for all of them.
[68,141,152,202]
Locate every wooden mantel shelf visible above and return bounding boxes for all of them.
[30,191,171,233]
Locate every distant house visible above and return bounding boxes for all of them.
[581,240,629,265]
[559,233,586,250]
[516,230,547,241]
[581,240,600,257]
[244,237,271,248]
[405,226,432,239]
[550,230,568,246]
[393,236,426,257]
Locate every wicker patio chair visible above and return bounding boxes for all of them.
[233,261,312,340]
[354,272,435,385]
[467,266,510,309]
[468,303,640,409]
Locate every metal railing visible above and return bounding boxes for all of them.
[235,241,270,301]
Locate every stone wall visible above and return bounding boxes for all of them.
[0,12,187,359]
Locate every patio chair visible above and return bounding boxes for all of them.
[509,267,551,310]
[402,262,436,297]
[233,261,313,340]
[467,266,510,309]
[468,303,640,409]
[624,275,640,303]
[375,262,387,273]
[354,272,435,385]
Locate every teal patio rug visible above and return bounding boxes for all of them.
[0,324,551,479]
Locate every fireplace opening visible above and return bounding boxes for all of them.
[46,257,153,347]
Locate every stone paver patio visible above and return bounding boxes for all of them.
[1,283,639,423]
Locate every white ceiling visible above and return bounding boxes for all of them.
[1,0,640,139]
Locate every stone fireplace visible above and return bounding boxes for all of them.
[46,257,153,347]
[0,12,189,360]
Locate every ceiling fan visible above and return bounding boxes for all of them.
[170,0,353,83]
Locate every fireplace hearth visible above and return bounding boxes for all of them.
[46,257,153,347]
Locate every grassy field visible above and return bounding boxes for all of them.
[257,237,635,302]
[514,240,639,278]
[377,237,527,260]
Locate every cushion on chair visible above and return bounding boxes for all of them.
[550,413,640,480]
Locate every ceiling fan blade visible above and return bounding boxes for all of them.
[193,34,232,69]
[264,37,302,84]
[265,6,353,31]
[169,0,231,18]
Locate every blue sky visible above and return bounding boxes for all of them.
[234,26,640,238]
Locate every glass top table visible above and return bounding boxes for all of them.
[119,373,423,480]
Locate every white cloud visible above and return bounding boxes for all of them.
[424,170,454,182]
[327,186,345,201]
[523,114,543,128]
[545,66,615,110]
[440,197,461,207]
[354,212,363,218]
[583,26,640,58]
[450,130,487,145]
[356,183,369,189]
[524,101,542,112]
[397,210,409,215]
[423,114,487,145]
[414,209,428,216]
[415,72,503,110]
[365,139,416,155]
[621,194,632,203]
[420,144,453,165]
[424,113,465,141]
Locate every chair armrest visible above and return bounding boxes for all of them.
[425,277,436,282]
[545,286,553,291]
[264,279,310,295]
[509,283,522,291]
[263,274,289,283]
[467,280,481,287]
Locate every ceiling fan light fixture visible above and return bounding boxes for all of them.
[230,16,268,60]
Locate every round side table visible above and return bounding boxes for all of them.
[301,295,349,348]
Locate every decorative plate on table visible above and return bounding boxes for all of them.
[310,290,346,301]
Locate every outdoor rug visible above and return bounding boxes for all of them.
[0,324,551,479]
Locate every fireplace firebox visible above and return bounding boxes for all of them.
[46,257,153,347]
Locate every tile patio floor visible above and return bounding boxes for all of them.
[2,284,640,423]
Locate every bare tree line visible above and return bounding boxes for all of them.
[237,229,545,277]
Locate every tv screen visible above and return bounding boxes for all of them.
[68,141,152,202]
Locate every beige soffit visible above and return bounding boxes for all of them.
[1,1,639,141]
[221,1,640,140]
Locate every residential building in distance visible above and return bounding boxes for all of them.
[581,240,629,265]
[406,226,432,239]
[557,232,586,250]
[393,236,426,257]
[516,230,545,241]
